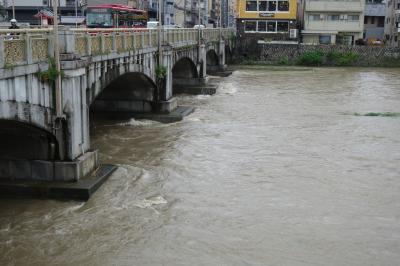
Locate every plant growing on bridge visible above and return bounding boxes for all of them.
[36,58,63,85]
[155,65,167,79]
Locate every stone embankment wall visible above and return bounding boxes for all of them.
[235,37,400,67]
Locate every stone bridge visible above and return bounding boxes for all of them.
[0,28,234,183]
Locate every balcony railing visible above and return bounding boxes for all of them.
[306,0,364,12]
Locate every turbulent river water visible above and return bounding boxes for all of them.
[1,67,400,266]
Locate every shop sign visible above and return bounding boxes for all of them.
[259,13,275,18]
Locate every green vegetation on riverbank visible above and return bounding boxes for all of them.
[354,112,400,117]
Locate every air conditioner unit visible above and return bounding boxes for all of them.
[290,29,298,39]
[320,14,324,20]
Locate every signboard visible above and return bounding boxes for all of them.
[259,13,275,18]
[88,8,109,13]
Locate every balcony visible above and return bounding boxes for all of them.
[306,0,364,12]
[305,20,363,32]
[365,3,386,17]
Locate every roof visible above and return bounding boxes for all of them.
[33,9,54,19]
[87,4,145,12]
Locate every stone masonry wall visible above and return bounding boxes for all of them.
[235,37,400,67]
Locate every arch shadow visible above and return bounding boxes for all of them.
[172,57,200,95]
[206,50,219,67]
[0,119,58,160]
[90,72,158,114]
[172,57,199,79]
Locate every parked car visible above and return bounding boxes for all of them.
[146,21,159,29]
[193,24,205,29]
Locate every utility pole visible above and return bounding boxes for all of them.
[75,0,78,27]
[11,0,15,19]
[183,0,186,28]
[198,0,200,25]
[53,0,62,117]
[219,0,222,35]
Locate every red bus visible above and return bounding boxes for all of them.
[86,4,148,28]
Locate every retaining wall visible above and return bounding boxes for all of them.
[235,37,400,67]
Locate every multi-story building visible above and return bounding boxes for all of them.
[236,0,298,40]
[384,0,400,46]
[301,0,365,45]
[364,0,386,41]
[190,0,208,25]
[175,0,197,27]
[4,0,81,24]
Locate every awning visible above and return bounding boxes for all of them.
[33,9,54,19]
[301,30,338,35]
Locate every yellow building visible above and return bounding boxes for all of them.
[236,0,298,39]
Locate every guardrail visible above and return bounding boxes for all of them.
[0,28,235,68]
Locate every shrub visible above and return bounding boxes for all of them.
[277,56,289,65]
[336,52,359,66]
[296,51,324,66]
[326,51,342,62]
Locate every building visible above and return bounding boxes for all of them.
[364,0,386,41]
[4,0,81,25]
[190,0,208,26]
[301,0,365,45]
[236,0,298,40]
[384,0,400,46]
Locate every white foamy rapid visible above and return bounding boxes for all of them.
[133,196,168,209]
[117,118,159,127]
[218,82,238,95]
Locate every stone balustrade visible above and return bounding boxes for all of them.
[0,28,234,69]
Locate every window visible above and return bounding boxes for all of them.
[277,21,289,32]
[87,13,113,27]
[246,0,257,11]
[377,17,384,27]
[348,15,359,21]
[327,15,339,21]
[245,21,257,31]
[371,16,375,24]
[267,0,277,11]
[277,0,289,11]
[319,35,331,44]
[364,16,368,24]
[309,14,321,21]
[267,21,276,32]
[246,0,288,12]
[259,0,267,11]
[258,21,267,32]
[43,0,48,5]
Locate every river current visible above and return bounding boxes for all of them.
[1,67,400,265]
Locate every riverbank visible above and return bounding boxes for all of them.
[234,37,400,67]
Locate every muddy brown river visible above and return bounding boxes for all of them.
[1,67,400,265]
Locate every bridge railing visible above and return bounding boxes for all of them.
[0,28,53,68]
[0,28,235,68]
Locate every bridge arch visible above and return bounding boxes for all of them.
[90,72,158,113]
[0,119,59,160]
[206,49,219,68]
[172,57,199,79]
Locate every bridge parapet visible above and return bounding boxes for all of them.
[0,28,234,67]
[0,29,53,68]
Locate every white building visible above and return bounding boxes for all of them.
[301,0,365,45]
[384,0,400,46]
[364,0,386,41]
